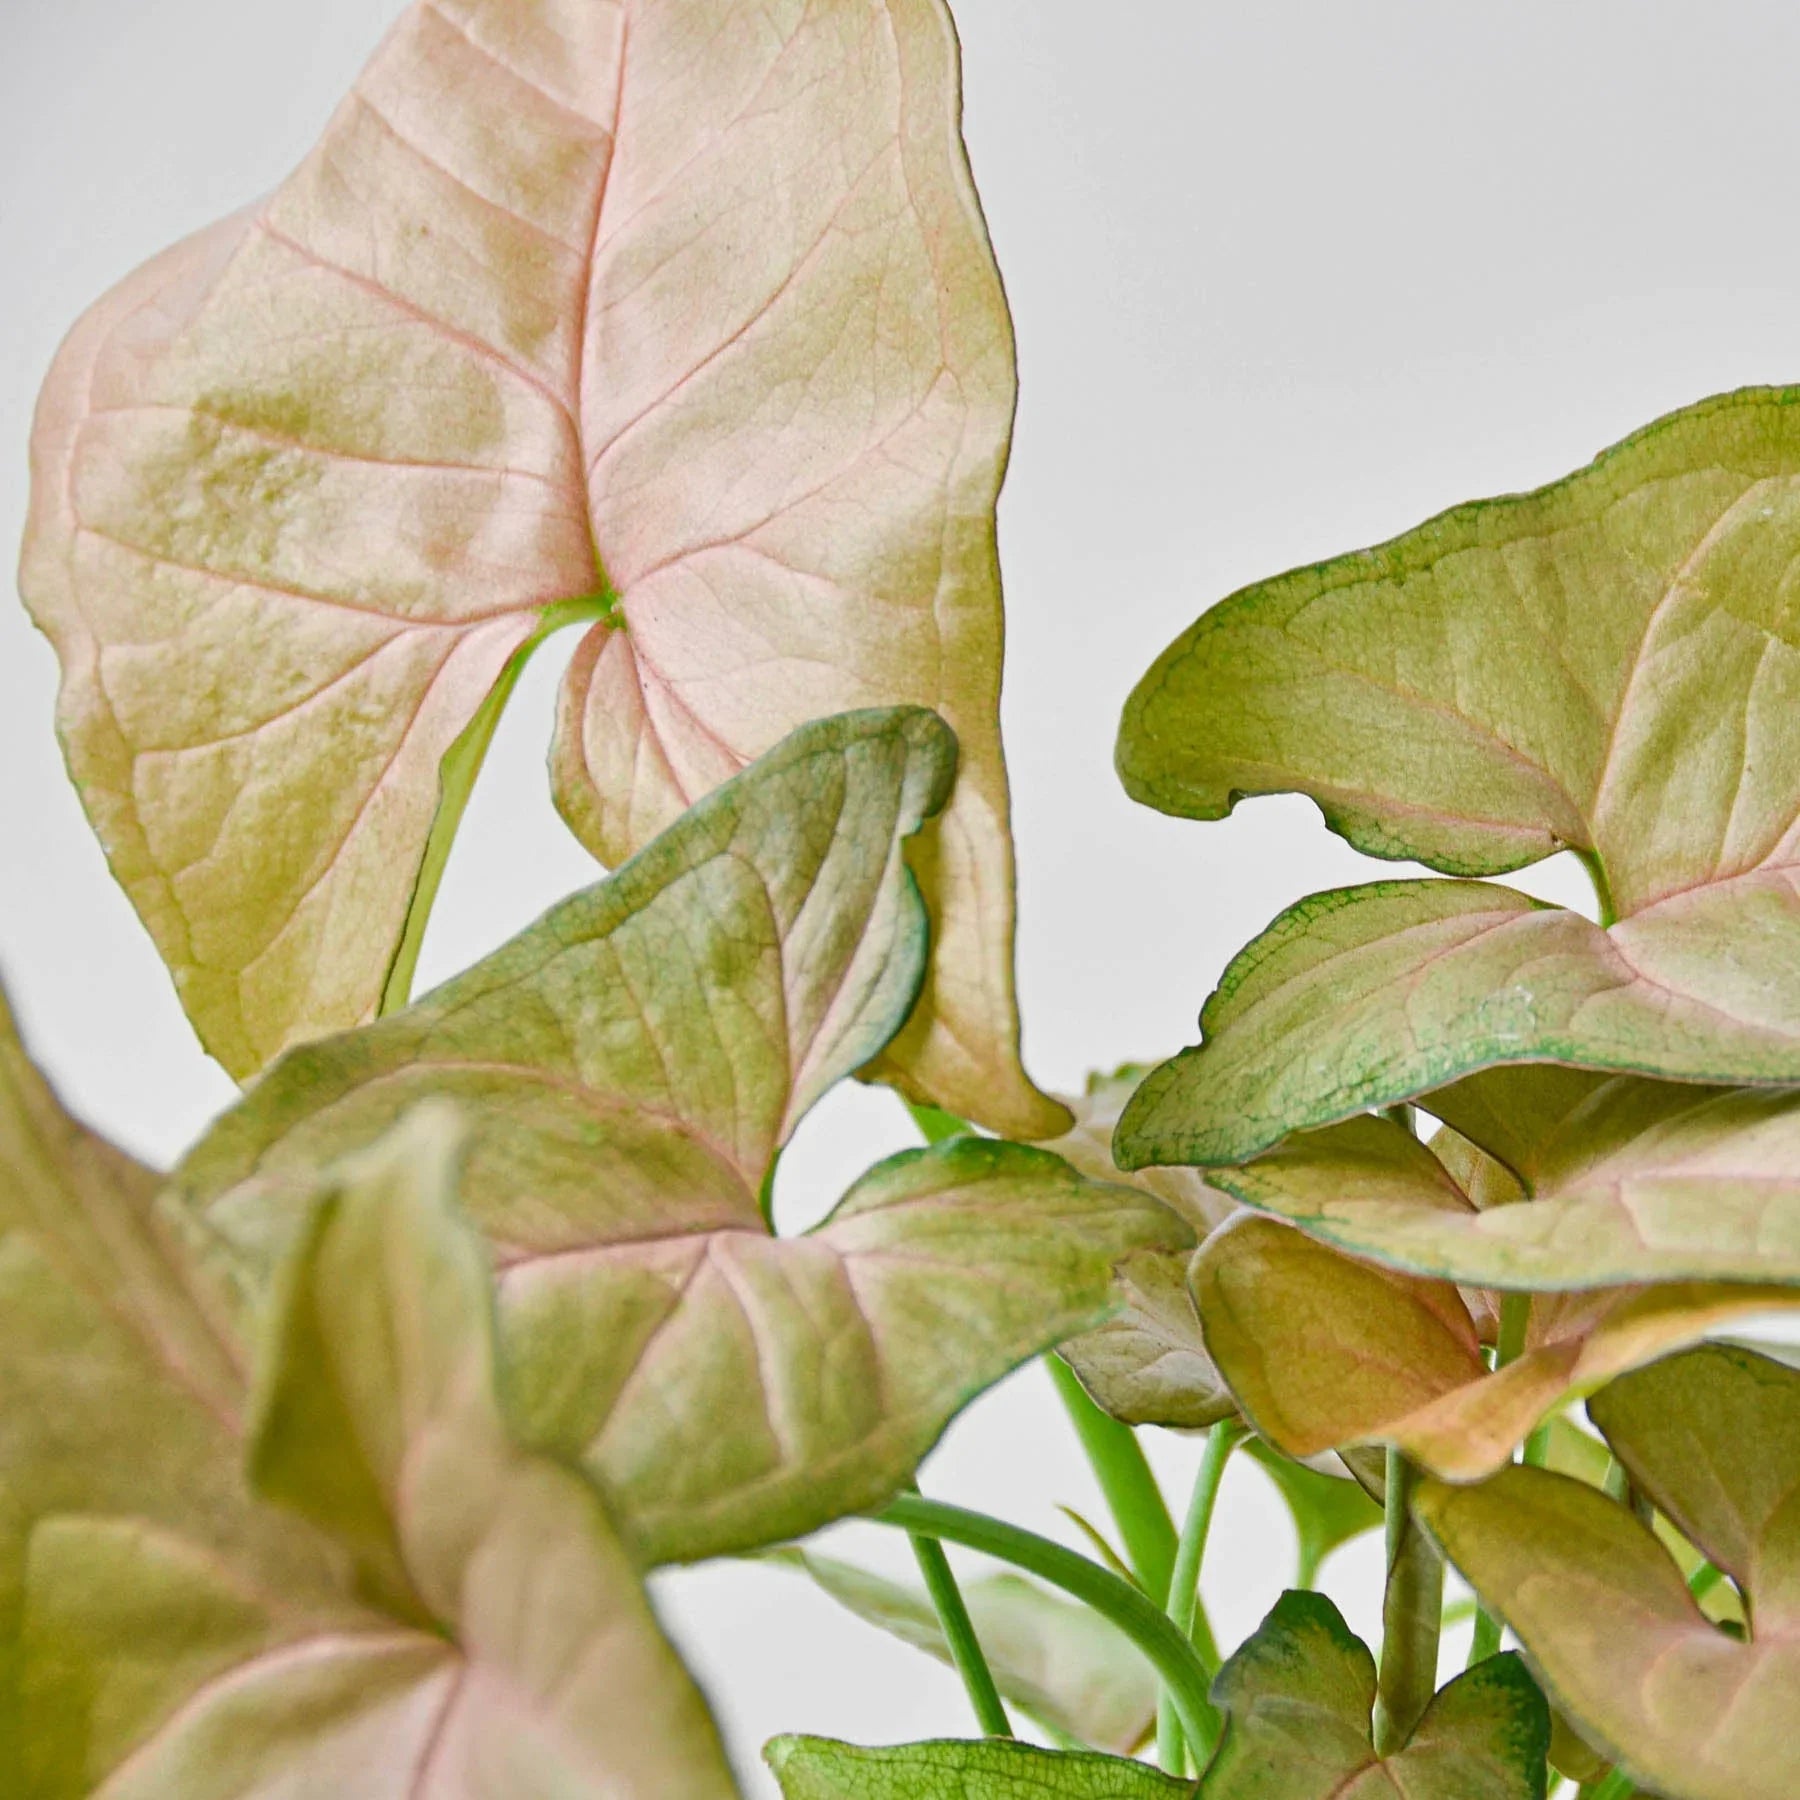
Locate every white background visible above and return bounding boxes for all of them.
[7,2,1800,1789]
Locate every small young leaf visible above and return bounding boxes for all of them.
[765,1735,1194,1798]
[1201,1590,1548,1797]
[0,995,738,1796]
[176,714,1184,1564]
[1191,1214,1794,1481]
[1238,1441,1383,1588]
[1044,1073,1235,1430]
[766,1549,1158,1753]
[21,0,1064,1138]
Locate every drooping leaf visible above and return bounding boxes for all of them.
[1116,876,1800,1171]
[1045,1072,1235,1430]
[765,1548,1157,1754]
[21,0,1064,1139]
[1209,1069,1800,1289]
[765,1735,1194,1798]
[0,1003,738,1797]
[1419,1347,1800,1800]
[1200,1589,1548,1798]
[176,713,1183,1563]
[1191,1214,1797,1481]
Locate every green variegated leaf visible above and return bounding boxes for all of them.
[1,999,737,1797]
[1117,391,1800,1166]
[1200,1590,1548,1798]
[1419,1345,1800,1800]
[177,714,1182,1564]
[1121,387,1800,904]
[765,1736,1193,1798]
[1046,1073,1234,1430]
[21,0,1065,1140]
[1116,877,1800,1171]
[1209,1069,1800,1290]
[1191,1214,1794,1482]
[766,1549,1157,1753]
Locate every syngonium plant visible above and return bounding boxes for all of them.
[7,2,1800,1796]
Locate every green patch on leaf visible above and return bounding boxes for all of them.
[766,1735,1194,1798]
[1201,1590,1549,1797]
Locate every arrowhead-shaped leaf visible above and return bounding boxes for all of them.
[1117,875,1800,1170]
[766,1736,1194,1798]
[1191,1213,1796,1481]
[766,1548,1157,1754]
[1121,386,1800,909]
[1213,1070,1800,1289]
[1117,391,1800,1166]
[1,998,738,1797]
[1200,1590,1548,1798]
[21,0,1063,1138]
[177,712,1183,1563]
[1419,1346,1800,1800]
[1045,1073,1235,1430]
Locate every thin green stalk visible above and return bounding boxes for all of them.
[1469,1294,1534,1667]
[1373,1449,1444,1756]
[1689,1560,1726,1604]
[874,1492,1221,1762]
[1157,1421,1244,1774]
[378,591,617,1016]
[1576,847,1618,930]
[1580,1766,1636,1800]
[906,1527,1012,1738]
[906,1099,973,1144]
[1045,1355,1178,1608]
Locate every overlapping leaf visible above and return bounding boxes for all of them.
[1191,1213,1798,1482]
[1044,1073,1235,1430]
[1208,1067,1800,1289]
[175,712,1182,1564]
[766,1736,1194,1798]
[767,1548,1157,1753]
[0,998,738,1797]
[1200,1590,1548,1798]
[20,0,1064,1138]
[1419,1344,1800,1800]
[1116,389,1800,1167]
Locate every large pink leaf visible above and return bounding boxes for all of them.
[20,0,1063,1137]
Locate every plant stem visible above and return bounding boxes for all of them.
[905,1099,973,1144]
[1045,1355,1178,1607]
[1688,1560,1726,1604]
[906,1526,1012,1738]
[874,1492,1221,1762]
[378,591,616,1016]
[1575,848,1618,930]
[1469,1293,1534,1666]
[1580,1766,1637,1799]
[1373,1449,1443,1755]
[1157,1420,1244,1774]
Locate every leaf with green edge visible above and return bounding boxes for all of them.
[1116,875,1800,1172]
[765,1735,1194,1798]
[0,1001,739,1797]
[764,1548,1158,1754]
[1044,1073,1235,1431]
[21,0,1065,1141]
[1199,1589,1548,1798]
[1120,385,1800,907]
[1419,1346,1800,1800]
[174,712,1184,1564]
[1210,1068,1800,1290]
[1190,1213,1799,1482]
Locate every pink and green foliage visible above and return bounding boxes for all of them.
[9,3,1800,1796]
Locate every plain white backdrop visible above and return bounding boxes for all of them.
[8,2,1800,1788]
